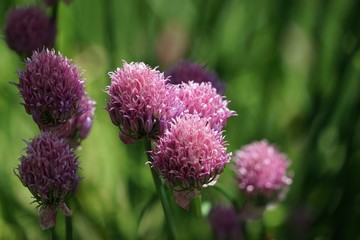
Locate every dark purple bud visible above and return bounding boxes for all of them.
[3,6,56,57]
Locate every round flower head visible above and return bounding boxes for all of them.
[106,62,178,144]
[208,205,242,240]
[15,132,80,230]
[175,81,236,131]
[44,0,72,7]
[16,49,85,128]
[233,140,292,206]
[3,6,56,57]
[165,61,225,95]
[151,115,231,209]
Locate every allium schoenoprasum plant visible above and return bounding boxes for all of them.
[3,0,358,238]
[106,60,237,239]
[12,49,94,238]
[2,1,295,238]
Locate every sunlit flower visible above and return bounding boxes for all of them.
[233,140,292,206]
[151,115,231,209]
[16,49,85,128]
[16,132,80,229]
[106,62,179,144]
[165,61,225,94]
[175,81,236,131]
[208,205,243,240]
[3,6,56,57]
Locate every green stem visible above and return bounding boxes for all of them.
[192,195,202,218]
[144,140,177,240]
[65,215,72,240]
[51,2,59,22]
[213,183,240,211]
[50,227,56,240]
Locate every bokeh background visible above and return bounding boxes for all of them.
[1,0,360,239]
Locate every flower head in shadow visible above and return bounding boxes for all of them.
[16,49,85,129]
[208,205,243,240]
[66,95,96,148]
[3,6,56,57]
[16,132,80,229]
[165,61,225,94]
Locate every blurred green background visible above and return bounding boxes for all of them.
[1,0,360,239]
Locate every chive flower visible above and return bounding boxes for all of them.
[233,140,292,206]
[106,62,179,144]
[16,49,85,129]
[151,115,231,209]
[175,81,236,131]
[3,6,56,57]
[15,132,80,230]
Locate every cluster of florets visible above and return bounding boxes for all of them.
[16,49,95,147]
[106,62,179,144]
[3,6,56,57]
[233,140,292,205]
[16,132,80,229]
[165,60,225,95]
[174,81,236,131]
[150,115,231,209]
[17,49,85,127]
[106,61,235,208]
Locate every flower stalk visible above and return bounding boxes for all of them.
[144,140,177,240]
[192,195,202,218]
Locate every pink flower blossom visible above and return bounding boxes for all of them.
[233,140,292,205]
[151,115,231,209]
[174,81,236,131]
[106,62,179,144]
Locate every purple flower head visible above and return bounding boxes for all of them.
[208,205,243,240]
[16,49,85,128]
[233,140,292,206]
[106,62,178,144]
[3,6,56,57]
[44,0,72,7]
[175,81,236,131]
[151,115,231,209]
[165,61,225,95]
[15,132,80,229]
[66,95,96,148]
